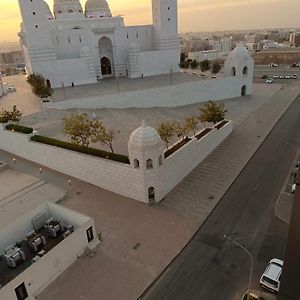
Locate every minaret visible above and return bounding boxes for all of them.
[152,0,179,50]
[18,0,56,73]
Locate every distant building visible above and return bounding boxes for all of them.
[18,0,180,88]
[289,32,300,47]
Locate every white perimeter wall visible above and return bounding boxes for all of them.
[0,121,232,204]
[0,203,98,300]
[45,76,252,110]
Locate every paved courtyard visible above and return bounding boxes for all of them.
[20,82,280,155]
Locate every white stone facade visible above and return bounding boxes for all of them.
[18,0,180,88]
[0,120,232,204]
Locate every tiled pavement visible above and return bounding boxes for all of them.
[160,83,300,221]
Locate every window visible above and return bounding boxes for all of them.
[168,7,170,10]
[57,10,62,14]
[126,33,129,39]
[146,159,153,169]
[243,66,248,76]
[86,226,94,242]
[231,67,236,76]
[33,12,36,15]
[15,282,28,300]
[68,9,74,13]
[133,159,140,168]
[79,35,82,42]
[168,18,170,21]
[35,25,38,28]
[67,36,70,43]
[136,32,139,38]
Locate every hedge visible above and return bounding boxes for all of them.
[0,117,8,123]
[6,124,33,134]
[30,135,130,164]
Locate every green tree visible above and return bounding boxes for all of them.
[179,61,189,69]
[211,60,222,74]
[90,121,119,153]
[198,101,227,127]
[26,73,53,98]
[180,52,186,63]
[157,122,175,149]
[63,113,92,147]
[0,105,22,123]
[190,59,199,70]
[184,115,198,137]
[200,59,210,73]
[173,121,188,140]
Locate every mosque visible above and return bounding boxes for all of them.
[18,0,180,88]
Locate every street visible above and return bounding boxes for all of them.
[142,95,300,300]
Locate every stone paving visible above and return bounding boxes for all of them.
[159,83,300,220]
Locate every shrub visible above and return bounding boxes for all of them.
[0,116,8,123]
[6,124,33,134]
[30,135,130,164]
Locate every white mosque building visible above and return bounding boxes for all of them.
[18,0,180,88]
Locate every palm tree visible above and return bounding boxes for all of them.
[157,122,175,149]
[184,116,198,137]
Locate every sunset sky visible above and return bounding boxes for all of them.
[0,0,299,42]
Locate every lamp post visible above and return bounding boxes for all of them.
[224,235,253,300]
[170,65,173,85]
[281,55,287,90]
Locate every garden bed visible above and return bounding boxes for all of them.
[215,120,228,130]
[196,128,212,140]
[31,135,130,164]
[164,137,191,158]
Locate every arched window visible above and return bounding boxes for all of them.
[146,159,153,169]
[68,9,74,13]
[231,67,236,76]
[148,187,155,202]
[159,155,163,165]
[241,85,247,96]
[243,66,248,76]
[57,10,63,14]
[133,159,139,168]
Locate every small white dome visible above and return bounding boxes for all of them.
[85,0,112,18]
[229,46,250,58]
[129,121,162,149]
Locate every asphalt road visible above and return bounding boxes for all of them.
[142,95,300,300]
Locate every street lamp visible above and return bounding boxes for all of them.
[224,235,253,300]
[281,55,287,90]
[170,65,173,85]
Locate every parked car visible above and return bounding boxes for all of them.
[292,74,297,79]
[261,74,268,79]
[279,74,284,79]
[260,258,283,293]
[273,74,279,79]
[266,78,273,84]
[3,83,16,93]
[291,183,296,194]
[270,63,278,67]
[285,74,292,79]
[41,97,52,103]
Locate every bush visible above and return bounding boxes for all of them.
[6,124,33,134]
[0,116,8,123]
[31,135,130,164]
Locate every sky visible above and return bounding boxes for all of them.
[0,0,299,43]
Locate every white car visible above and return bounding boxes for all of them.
[273,74,279,79]
[292,74,297,79]
[3,83,16,93]
[285,74,292,79]
[279,74,284,79]
[291,183,296,194]
[266,79,273,84]
[260,258,283,293]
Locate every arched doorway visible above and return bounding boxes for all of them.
[241,85,247,96]
[101,57,112,76]
[148,187,155,203]
[98,36,114,78]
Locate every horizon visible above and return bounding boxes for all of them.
[0,0,299,43]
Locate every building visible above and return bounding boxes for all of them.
[18,0,180,88]
[289,32,300,47]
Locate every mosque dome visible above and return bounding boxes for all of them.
[53,0,84,19]
[129,121,163,149]
[85,0,112,18]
